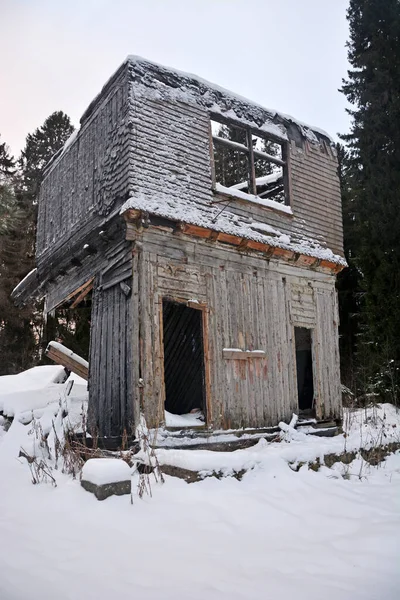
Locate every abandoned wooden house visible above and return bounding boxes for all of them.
[13,56,346,442]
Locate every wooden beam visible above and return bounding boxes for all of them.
[46,343,88,381]
[223,349,266,360]
[65,277,94,303]
[70,278,94,309]
[120,208,345,274]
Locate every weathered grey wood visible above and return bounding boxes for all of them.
[88,280,134,437]
[134,228,341,431]
[45,344,88,380]
[18,58,344,438]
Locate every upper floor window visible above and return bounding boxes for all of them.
[210,118,289,206]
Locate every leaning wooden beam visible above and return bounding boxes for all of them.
[70,278,94,309]
[65,276,95,305]
[45,341,89,381]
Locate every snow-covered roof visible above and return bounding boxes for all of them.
[48,56,333,179]
[120,193,347,268]
[123,55,333,144]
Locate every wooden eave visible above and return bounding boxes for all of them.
[122,208,345,275]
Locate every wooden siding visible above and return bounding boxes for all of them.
[290,142,344,255]
[128,96,213,207]
[128,89,344,259]
[35,60,344,280]
[88,277,134,437]
[313,286,342,420]
[133,227,342,430]
[36,64,132,262]
[290,282,316,328]
[44,238,132,313]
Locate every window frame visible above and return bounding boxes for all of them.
[210,115,291,208]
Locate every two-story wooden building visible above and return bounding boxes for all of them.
[13,56,346,440]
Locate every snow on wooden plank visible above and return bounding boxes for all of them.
[46,342,89,381]
[223,349,266,360]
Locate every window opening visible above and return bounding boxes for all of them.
[294,327,314,414]
[211,120,249,189]
[162,300,206,424]
[211,118,288,204]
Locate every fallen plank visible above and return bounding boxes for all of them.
[45,341,89,381]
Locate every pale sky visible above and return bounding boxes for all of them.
[0,0,350,158]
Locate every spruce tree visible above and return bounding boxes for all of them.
[20,111,74,200]
[0,136,16,179]
[0,113,74,374]
[0,138,35,374]
[340,0,400,401]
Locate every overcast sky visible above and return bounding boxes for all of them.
[0,0,350,157]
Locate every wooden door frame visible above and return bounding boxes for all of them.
[292,324,320,419]
[158,295,212,428]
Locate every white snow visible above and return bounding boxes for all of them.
[0,368,399,600]
[0,365,67,395]
[0,366,87,424]
[165,410,205,428]
[120,192,347,267]
[11,268,37,297]
[214,183,293,214]
[0,365,68,417]
[82,458,131,486]
[230,170,283,192]
[222,347,243,352]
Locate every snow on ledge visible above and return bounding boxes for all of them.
[215,184,293,215]
[12,268,37,297]
[81,458,131,486]
[120,193,347,268]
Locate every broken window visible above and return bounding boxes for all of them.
[211,118,288,205]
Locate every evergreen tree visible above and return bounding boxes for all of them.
[0,113,74,374]
[340,0,400,401]
[0,136,15,179]
[336,143,361,390]
[0,138,36,374]
[20,111,74,200]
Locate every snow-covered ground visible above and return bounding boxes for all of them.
[0,367,399,600]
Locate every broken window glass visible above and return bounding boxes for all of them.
[211,120,249,189]
[211,118,288,205]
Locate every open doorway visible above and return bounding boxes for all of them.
[294,327,314,414]
[162,299,206,426]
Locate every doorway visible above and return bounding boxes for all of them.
[294,327,314,413]
[162,299,206,418]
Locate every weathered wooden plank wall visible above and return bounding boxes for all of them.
[36,64,132,265]
[134,227,341,430]
[44,238,132,312]
[290,142,343,255]
[88,276,134,437]
[36,60,343,292]
[128,89,344,259]
[313,286,342,420]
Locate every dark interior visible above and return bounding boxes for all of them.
[162,300,205,415]
[295,327,314,412]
